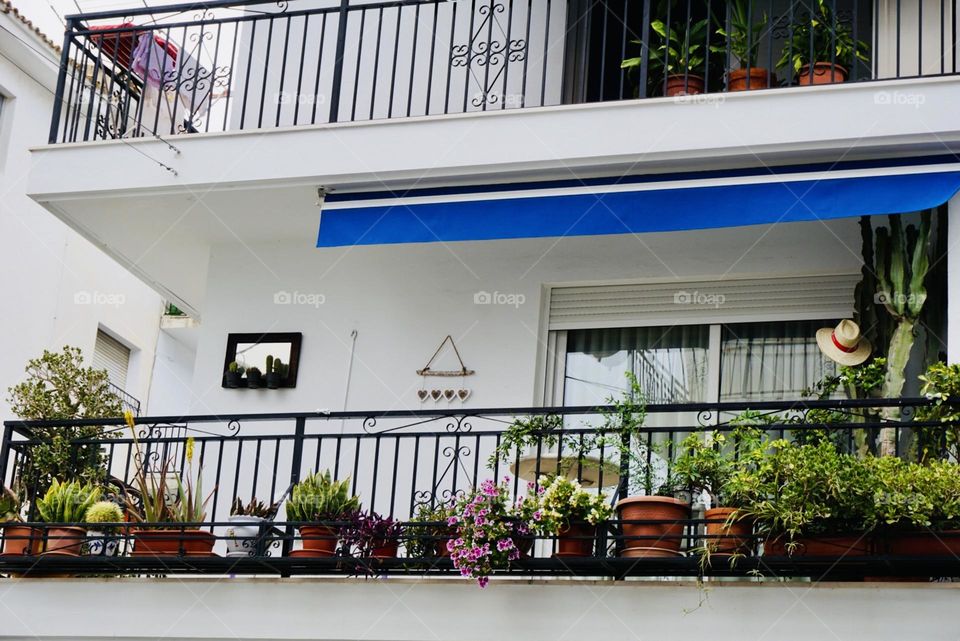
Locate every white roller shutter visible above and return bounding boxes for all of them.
[93,330,130,389]
[548,274,859,330]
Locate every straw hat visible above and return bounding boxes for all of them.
[816,320,872,366]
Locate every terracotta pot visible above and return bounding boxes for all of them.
[727,67,772,91]
[617,496,690,558]
[797,62,847,85]
[132,529,217,556]
[704,508,754,556]
[555,523,597,558]
[665,73,705,97]
[886,530,960,556]
[371,541,399,559]
[763,533,871,557]
[297,525,338,557]
[0,525,41,556]
[43,526,86,556]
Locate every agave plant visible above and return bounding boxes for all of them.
[231,496,281,519]
[36,479,101,524]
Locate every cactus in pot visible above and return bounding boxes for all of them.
[84,500,124,556]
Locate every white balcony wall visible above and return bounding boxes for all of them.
[228,0,566,130]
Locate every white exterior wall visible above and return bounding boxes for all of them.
[184,219,862,415]
[0,14,164,414]
[2,578,959,640]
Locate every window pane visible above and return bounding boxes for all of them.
[720,320,839,402]
[564,326,710,405]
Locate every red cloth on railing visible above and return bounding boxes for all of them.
[87,23,178,68]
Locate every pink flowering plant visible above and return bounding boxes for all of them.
[448,478,530,587]
[527,475,613,536]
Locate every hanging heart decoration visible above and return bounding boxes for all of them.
[457,389,471,401]
[417,390,429,402]
[430,389,443,401]
[443,389,456,401]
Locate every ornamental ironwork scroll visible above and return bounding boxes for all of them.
[450,0,528,108]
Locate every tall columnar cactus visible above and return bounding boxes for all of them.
[874,212,932,455]
[265,355,275,375]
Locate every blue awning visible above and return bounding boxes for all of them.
[317,156,960,247]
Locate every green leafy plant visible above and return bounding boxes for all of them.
[713,0,769,68]
[36,479,101,524]
[231,496,281,519]
[0,486,22,523]
[85,501,124,531]
[404,501,456,558]
[6,347,123,496]
[915,362,960,461]
[673,425,767,508]
[525,475,613,535]
[622,18,708,84]
[285,471,360,522]
[487,414,565,469]
[775,0,869,75]
[736,439,875,543]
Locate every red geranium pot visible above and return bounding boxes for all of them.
[617,496,690,558]
[132,529,217,556]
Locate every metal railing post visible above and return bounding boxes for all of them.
[0,423,12,487]
[281,417,307,564]
[327,0,352,123]
[48,19,75,144]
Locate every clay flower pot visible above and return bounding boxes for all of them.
[727,67,772,91]
[763,533,870,557]
[296,525,339,557]
[704,508,753,556]
[0,525,41,556]
[665,73,705,97]
[132,529,217,556]
[555,522,597,558]
[885,530,960,556]
[43,526,87,556]
[370,541,399,559]
[617,496,691,558]
[797,62,847,85]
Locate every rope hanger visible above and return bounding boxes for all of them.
[416,335,475,377]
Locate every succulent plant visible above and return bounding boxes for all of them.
[231,496,280,519]
[286,471,360,522]
[36,479,101,524]
[246,366,262,377]
[0,486,22,523]
[228,361,241,374]
[265,355,275,374]
[85,501,124,525]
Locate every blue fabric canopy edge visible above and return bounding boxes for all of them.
[316,165,960,248]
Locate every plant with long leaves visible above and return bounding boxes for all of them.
[775,0,869,75]
[286,471,360,522]
[712,0,769,68]
[36,479,101,524]
[622,18,709,83]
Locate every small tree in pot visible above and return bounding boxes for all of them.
[285,471,360,557]
[623,18,709,97]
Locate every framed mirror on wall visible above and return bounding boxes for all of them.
[222,332,302,389]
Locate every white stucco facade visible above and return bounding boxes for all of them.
[0,9,166,413]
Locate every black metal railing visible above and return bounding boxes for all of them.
[49,0,958,143]
[109,382,142,417]
[3,397,960,579]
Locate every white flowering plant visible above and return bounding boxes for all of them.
[527,476,613,535]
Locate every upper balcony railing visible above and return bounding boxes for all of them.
[49,0,959,144]
[3,397,960,581]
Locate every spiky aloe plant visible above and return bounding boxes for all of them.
[35,479,101,524]
[286,471,360,522]
[874,211,932,455]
